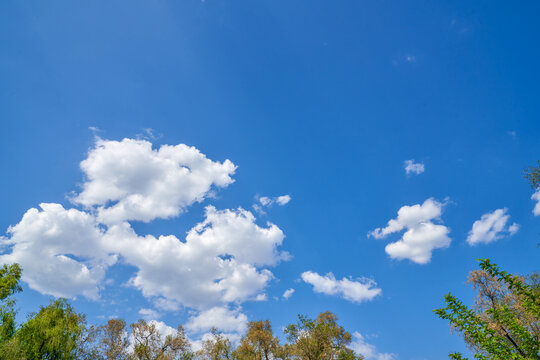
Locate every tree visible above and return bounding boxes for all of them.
[130,320,192,360]
[524,161,540,189]
[284,311,363,360]
[0,264,23,358]
[233,320,282,360]
[16,298,87,360]
[0,264,22,347]
[98,319,130,360]
[434,259,540,359]
[196,328,233,360]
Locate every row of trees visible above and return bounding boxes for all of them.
[0,264,364,359]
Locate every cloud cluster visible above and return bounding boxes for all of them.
[1,138,287,314]
[369,198,450,264]
[301,271,381,303]
[466,208,519,245]
[404,160,424,175]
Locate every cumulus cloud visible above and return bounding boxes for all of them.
[467,208,519,245]
[0,203,116,299]
[301,271,381,303]
[532,189,540,216]
[104,206,287,309]
[186,307,247,334]
[350,332,397,360]
[1,138,288,311]
[282,288,295,299]
[403,160,424,175]
[369,198,450,264]
[73,138,236,224]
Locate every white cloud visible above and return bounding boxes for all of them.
[258,195,291,207]
[154,298,181,312]
[104,206,287,309]
[369,198,450,264]
[0,203,116,300]
[73,138,236,224]
[276,195,291,205]
[532,189,540,216]
[186,307,247,334]
[403,160,424,175]
[139,308,161,320]
[301,271,381,304]
[350,332,397,360]
[467,208,519,245]
[405,55,416,63]
[1,138,288,311]
[282,288,295,299]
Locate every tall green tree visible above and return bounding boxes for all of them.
[0,264,21,344]
[434,259,540,359]
[284,311,363,360]
[16,298,87,360]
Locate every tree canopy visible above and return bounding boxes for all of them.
[435,259,540,359]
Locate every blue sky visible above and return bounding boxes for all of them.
[1,1,539,358]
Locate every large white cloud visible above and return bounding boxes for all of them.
[466,208,519,245]
[369,198,451,264]
[1,138,287,310]
[103,206,286,309]
[532,189,540,216]
[0,203,116,300]
[73,138,236,224]
[301,271,381,303]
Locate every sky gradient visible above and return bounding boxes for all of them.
[1,1,539,359]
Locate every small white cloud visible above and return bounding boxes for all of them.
[301,272,381,303]
[139,308,161,320]
[256,195,292,209]
[369,198,450,264]
[259,197,272,206]
[405,55,416,63]
[282,288,295,299]
[403,160,424,175]
[350,332,397,360]
[532,189,540,216]
[276,195,291,205]
[508,222,520,236]
[252,204,266,216]
[467,208,519,245]
[186,307,247,334]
